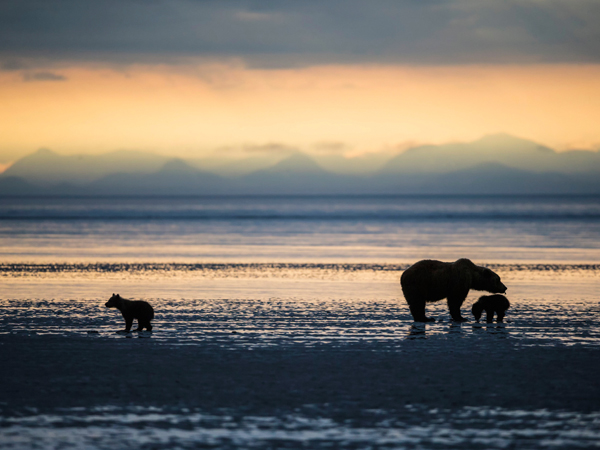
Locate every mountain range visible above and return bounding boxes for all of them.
[1,134,600,195]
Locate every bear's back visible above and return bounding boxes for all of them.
[124,300,154,320]
[401,259,456,302]
[480,294,510,310]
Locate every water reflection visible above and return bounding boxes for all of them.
[447,321,466,336]
[0,263,599,348]
[406,323,427,340]
[2,405,599,450]
[472,322,510,338]
[406,321,477,340]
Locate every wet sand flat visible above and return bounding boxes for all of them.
[2,334,600,414]
[2,334,600,449]
[1,263,600,448]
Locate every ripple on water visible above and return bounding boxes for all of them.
[0,263,599,348]
[1,405,600,450]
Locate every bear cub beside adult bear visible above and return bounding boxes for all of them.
[472,294,510,323]
[401,258,506,322]
[105,293,154,332]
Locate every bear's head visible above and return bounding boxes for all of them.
[105,293,121,308]
[474,268,507,294]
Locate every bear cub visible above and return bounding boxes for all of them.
[472,294,510,323]
[105,293,154,332]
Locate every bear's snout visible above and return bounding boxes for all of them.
[105,301,111,307]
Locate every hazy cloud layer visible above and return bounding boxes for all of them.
[22,71,67,82]
[1,0,600,68]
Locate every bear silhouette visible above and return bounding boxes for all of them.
[472,294,510,323]
[105,293,154,332]
[401,258,507,322]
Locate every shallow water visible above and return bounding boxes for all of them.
[2,405,600,450]
[1,263,599,348]
[1,196,600,263]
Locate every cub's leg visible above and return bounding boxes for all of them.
[496,310,505,323]
[124,317,133,332]
[138,320,152,331]
[486,308,495,323]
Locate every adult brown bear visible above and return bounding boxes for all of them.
[401,259,506,322]
[105,293,154,332]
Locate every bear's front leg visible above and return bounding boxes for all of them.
[486,309,495,323]
[124,317,133,332]
[447,295,468,322]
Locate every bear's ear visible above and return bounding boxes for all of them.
[483,268,493,277]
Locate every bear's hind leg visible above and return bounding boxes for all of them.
[137,319,152,331]
[124,317,133,332]
[409,301,435,322]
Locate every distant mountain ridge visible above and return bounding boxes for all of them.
[381,134,600,174]
[3,148,169,185]
[2,134,600,195]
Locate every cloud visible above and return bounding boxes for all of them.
[241,143,297,154]
[1,0,599,69]
[22,71,67,82]
[216,143,298,156]
[311,142,350,154]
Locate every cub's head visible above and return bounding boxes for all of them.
[105,293,121,308]
[478,268,507,294]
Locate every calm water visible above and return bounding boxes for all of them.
[0,195,599,263]
[1,196,600,449]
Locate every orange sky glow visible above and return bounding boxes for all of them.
[1,62,599,163]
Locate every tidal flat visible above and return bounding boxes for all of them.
[1,263,600,449]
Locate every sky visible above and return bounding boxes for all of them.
[1,0,600,164]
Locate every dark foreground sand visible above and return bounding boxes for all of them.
[2,334,599,417]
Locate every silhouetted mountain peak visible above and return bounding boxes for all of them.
[381,133,569,174]
[4,148,170,184]
[265,152,324,174]
[159,158,198,173]
[473,133,555,154]
[33,147,59,157]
